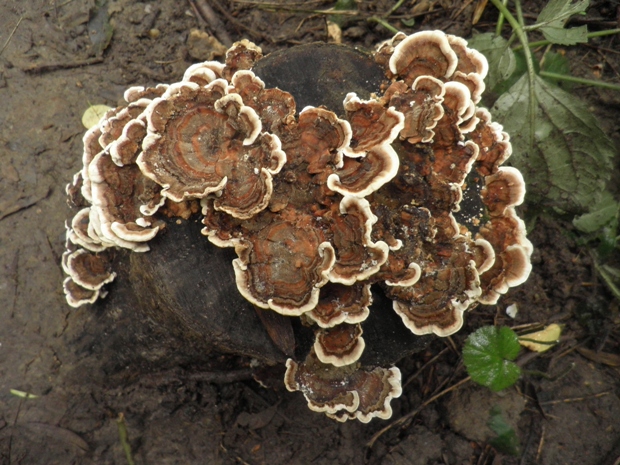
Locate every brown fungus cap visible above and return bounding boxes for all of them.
[446,35,488,104]
[284,352,402,422]
[383,77,445,144]
[230,209,337,315]
[230,71,296,134]
[139,80,286,220]
[314,323,365,366]
[88,152,159,251]
[62,33,533,423]
[63,277,101,308]
[304,283,372,328]
[222,39,263,80]
[389,31,458,83]
[62,248,116,291]
[182,61,225,86]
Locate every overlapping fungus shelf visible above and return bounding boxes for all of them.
[63,31,532,422]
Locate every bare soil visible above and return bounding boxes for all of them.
[1,1,619,464]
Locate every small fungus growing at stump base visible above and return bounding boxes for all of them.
[63,31,532,422]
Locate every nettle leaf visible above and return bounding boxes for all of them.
[492,74,615,213]
[540,51,574,90]
[463,326,521,392]
[467,33,516,92]
[488,406,521,456]
[573,191,619,233]
[535,0,589,45]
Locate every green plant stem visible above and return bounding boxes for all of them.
[495,0,509,36]
[385,0,406,17]
[117,413,135,465]
[489,0,536,148]
[540,70,620,91]
[595,260,620,300]
[368,15,399,34]
[516,28,620,50]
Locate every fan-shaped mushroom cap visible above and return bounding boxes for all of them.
[62,248,116,291]
[63,277,102,308]
[476,209,533,304]
[67,208,107,253]
[314,323,365,366]
[328,196,389,285]
[231,209,336,316]
[182,61,225,86]
[383,76,445,144]
[446,35,488,103]
[305,283,372,328]
[389,31,458,83]
[230,70,296,134]
[89,152,159,250]
[223,39,263,80]
[62,32,533,422]
[139,80,286,219]
[481,167,526,216]
[284,352,402,422]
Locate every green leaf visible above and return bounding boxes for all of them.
[535,0,589,45]
[463,326,522,392]
[89,0,114,57]
[331,0,356,26]
[573,192,619,233]
[492,74,615,213]
[467,33,516,92]
[541,50,570,75]
[10,389,39,399]
[488,406,521,455]
[540,51,573,90]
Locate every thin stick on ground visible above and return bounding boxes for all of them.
[189,0,233,47]
[209,0,268,42]
[116,413,135,465]
[403,347,449,388]
[539,390,612,405]
[22,57,103,74]
[366,376,471,449]
[0,16,23,57]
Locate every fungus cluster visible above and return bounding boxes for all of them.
[63,31,532,422]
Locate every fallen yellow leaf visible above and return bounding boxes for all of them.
[518,324,562,352]
[82,104,113,129]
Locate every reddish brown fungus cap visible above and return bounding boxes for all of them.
[62,32,532,422]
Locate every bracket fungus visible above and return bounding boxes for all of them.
[63,31,532,422]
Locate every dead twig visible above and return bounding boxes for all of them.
[366,376,470,449]
[0,186,50,221]
[22,57,103,74]
[535,423,546,463]
[189,0,233,47]
[403,347,449,389]
[212,0,269,43]
[539,390,612,405]
[0,16,24,58]
[188,368,254,383]
[141,367,254,386]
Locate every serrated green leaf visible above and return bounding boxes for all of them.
[331,0,356,26]
[491,74,615,213]
[535,0,589,45]
[541,51,573,90]
[488,406,521,455]
[541,51,570,75]
[10,389,39,399]
[89,0,114,56]
[541,24,588,45]
[467,33,516,92]
[463,326,522,392]
[573,192,619,233]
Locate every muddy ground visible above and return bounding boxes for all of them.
[1,0,620,464]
